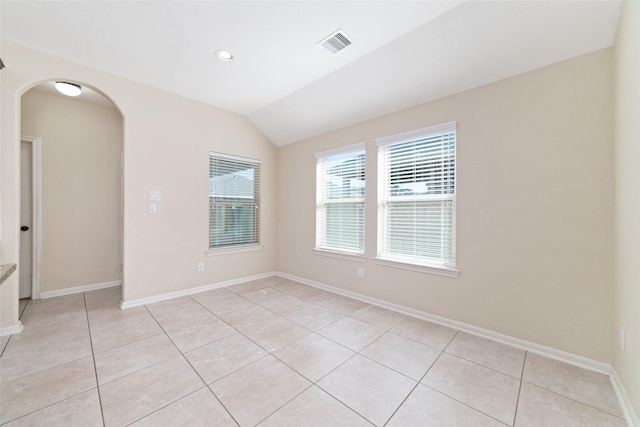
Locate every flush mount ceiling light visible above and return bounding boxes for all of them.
[54,81,82,97]
[214,49,234,62]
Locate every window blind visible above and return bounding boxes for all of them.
[377,122,456,267]
[209,153,260,249]
[316,144,366,255]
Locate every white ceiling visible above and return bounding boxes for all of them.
[0,1,622,146]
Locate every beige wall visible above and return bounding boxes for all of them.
[277,48,614,362]
[21,89,122,292]
[1,40,277,328]
[614,1,640,419]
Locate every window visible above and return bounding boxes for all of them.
[209,152,260,251]
[316,143,366,256]
[377,122,456,270]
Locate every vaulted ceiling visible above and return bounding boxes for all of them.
[0,1,622,146]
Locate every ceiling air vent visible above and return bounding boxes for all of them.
[317,29,352,54]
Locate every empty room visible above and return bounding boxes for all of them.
[0,1,638,426]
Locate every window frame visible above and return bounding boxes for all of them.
[315,143,366,258]
[376,122,459,277]
[207,152,261,256]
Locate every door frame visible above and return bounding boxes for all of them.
[20,135,42,300]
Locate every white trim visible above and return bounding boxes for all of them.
[20,135,42,300]
[207,244,262,256]
[119,272,275,309]
[0,321,23,337]
[376,124,457,270]
[376,121,456,147]
[209,151,261,164]
[276,271,640,424]
[32,137,42,299]
[275,271,612,374]
[39,280,121,299]
[374,257,459,278]
[315,144,366,255]
[315,142,366,160]
[112,268,637,426]
[610,368,640,427]
[314,249,367,262]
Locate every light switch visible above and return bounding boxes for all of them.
[149,191,161,201]
[149,203,157,214]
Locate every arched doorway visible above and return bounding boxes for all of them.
[19,80,124,304]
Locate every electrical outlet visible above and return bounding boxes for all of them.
[620,327,625,351]
[197,262,204,272]
[358,267,364,278]
[149,203,157,214]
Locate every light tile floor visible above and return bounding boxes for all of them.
[0,276,627,426]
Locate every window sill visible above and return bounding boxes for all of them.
[314,249,366,263]
[207,244,262,256]
[374,257,459,278]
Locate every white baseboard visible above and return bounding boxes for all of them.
[277,272,610,373]
[610,368,640,427]
[116,269,637,426]
[119,272,276,309]
[276,271,637,426]
[0,321,23,337]
[39,280,121,299]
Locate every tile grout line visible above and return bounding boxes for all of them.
[210,280,469,426]
[305,352,376,425]
[144,297,248,426]
[83,291,107,427]
[304,310,447,426]
[185,288,331,426]
[0,296,97,424]
[191,283,345,358]
[112,284,506,426]
[440,350,525,380]
[520,380,629,421]
[183,283,377,425]
[252,383,316,426]
[109,301,242,426]
[108,282,630,425]
[381,332,457,426]
[396,328,512,427]
[512,351,528,426]
[201,385,242,427]
[87,306,166,357]
[420,384,511,426]
[4,279,625,426]
[520,349,625,418]
[187,292,283,355]
[230,283,351,331]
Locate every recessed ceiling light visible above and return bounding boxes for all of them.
[215,49,234,62]
[54,81,82,97]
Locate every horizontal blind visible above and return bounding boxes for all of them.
[209,153,260,248]
[377,123,456,266]
[316,144,365,254]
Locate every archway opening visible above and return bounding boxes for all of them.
[19,80,124,305]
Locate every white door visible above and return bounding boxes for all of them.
[20,140,33,299]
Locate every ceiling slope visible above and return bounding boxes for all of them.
[250,0,622,145]
[0,1,621,146]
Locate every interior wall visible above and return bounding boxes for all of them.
[277,48,614,362]
[613,0,640,420]
[1,40,277,330]
[21,89,122,293]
